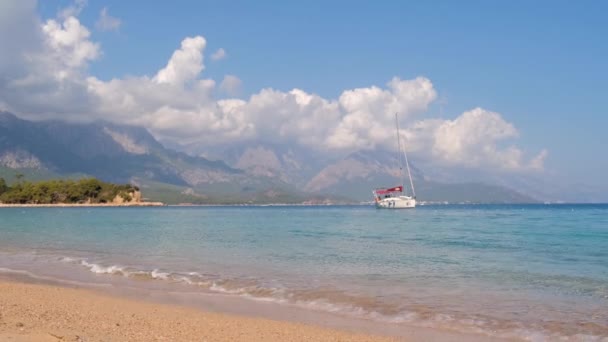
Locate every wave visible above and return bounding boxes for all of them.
[52,256,608,341]
[0,266,111,288]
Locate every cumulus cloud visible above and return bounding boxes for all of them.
[95,7,121,32]
[211,48,226,61]
[428,108,546,171]
[0,1,99,119]
[529,149,548,171]
[154,36,206,85]
[0,0,41,78]
[0,0,547,173]
[58,0,87,20]
[220,75,242,96]
[328,77,437,150]
[42,16,100,70]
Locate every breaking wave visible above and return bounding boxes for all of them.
[53,256,608,341]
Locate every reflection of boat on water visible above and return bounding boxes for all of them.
[373,113,416,209]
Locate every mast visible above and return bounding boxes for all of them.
[403,139,416,198]
[395,113,416,198]
[394,113,405,192]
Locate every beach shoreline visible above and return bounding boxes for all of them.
[0,202,165,208]
[3,205,602,341]
[0,276,510,342]
[0,279,398,342]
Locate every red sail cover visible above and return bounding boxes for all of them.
[374,186,403,195]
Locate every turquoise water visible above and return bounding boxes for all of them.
[1,204,607,340]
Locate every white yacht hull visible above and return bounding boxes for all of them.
[375,196,416,209]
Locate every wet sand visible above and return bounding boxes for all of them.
[0,280,399,342]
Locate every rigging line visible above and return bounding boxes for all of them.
[394,113,405,191]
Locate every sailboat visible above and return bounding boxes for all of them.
[372,113,417,209]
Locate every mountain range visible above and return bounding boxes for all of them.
[0,111,537,204]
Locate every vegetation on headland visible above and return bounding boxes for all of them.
[0,177,140,204]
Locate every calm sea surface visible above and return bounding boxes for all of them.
[1,204,607,340]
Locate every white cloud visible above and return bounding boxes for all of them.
[95,7,121,32]
[0,1,547,173]
[42,16,100,71]
[433,108,517,164]
[220,75,242,95]
[529,149,548,171]
[0,0,41,77]
[327,77,437,150]
[0,2,99,120]
[154,36,206,85]
[403,108,547,171]
[211,48,226,61]
[58,0,87,20]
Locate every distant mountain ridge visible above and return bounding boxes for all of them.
[0,111,538,204]
[201,142,327,188]
[301,149,535,203]
[191,142,536,203]
[0,111,238,186]
[0,112,328,204]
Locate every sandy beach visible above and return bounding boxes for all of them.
[0,280,398,342]
[0,202,165,208]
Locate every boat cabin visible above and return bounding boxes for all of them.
[373,186,403,201]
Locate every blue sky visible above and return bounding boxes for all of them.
[5,1,607,192]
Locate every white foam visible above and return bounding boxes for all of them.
[0,267,38,277]
[0,266,111,288]
[150,269,170,280]
[45,258,606,341]
[58,256,78,263]
[80,260,125,275]
[72,259,200,285]
[209,282,244,294]
[174,276,194,285]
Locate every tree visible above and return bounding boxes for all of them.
[0,178,8,195]
[0,177,138,204]
[79,178,103,199]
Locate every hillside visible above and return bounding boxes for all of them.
[0,112,332,204]
[0,112,239,186]
[303,150,536,203]
[1,112,539,204]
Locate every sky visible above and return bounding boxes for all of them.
[1,1,607,194]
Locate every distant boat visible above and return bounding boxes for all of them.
[372,113,416,209]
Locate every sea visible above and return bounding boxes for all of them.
[0,204,607,341]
